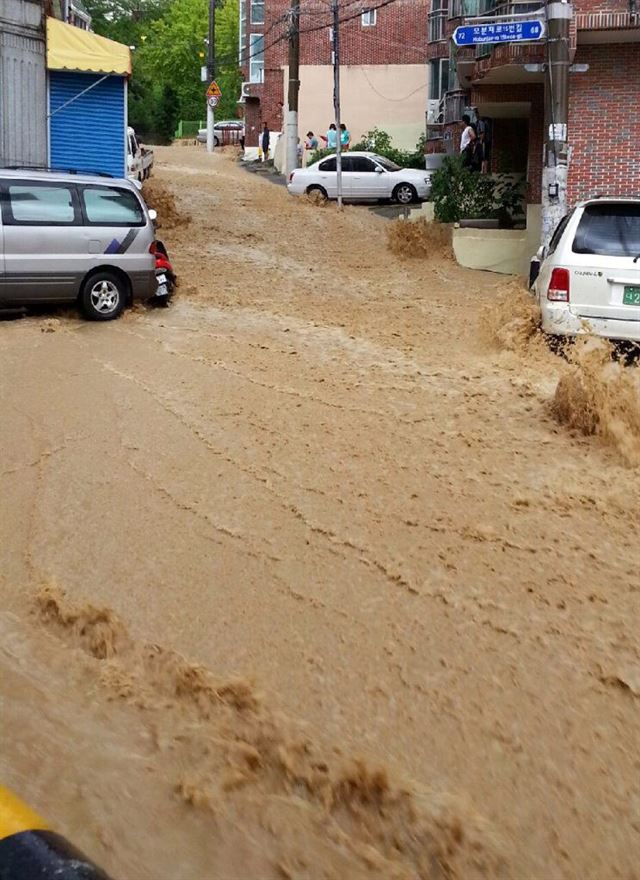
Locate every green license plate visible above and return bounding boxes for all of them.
[623,286,640,305]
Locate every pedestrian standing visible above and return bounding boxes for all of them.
[321,123,338,150]
[305,131,319,151]
[261,123,270,162]
[474,108,491,174]
[340,123,351,150]
[460,114,476,169]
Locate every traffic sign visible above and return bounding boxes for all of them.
[452,19,544,46]
[207,95,219,108]
[206,80,222,98]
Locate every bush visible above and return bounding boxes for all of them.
[430,155,525,225]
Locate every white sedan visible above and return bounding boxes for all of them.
[288,151,431,204]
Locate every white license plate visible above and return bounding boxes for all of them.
[155,284,169,297]
[156,274,167,285]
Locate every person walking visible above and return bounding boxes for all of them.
[340,123,351,150]
[321,123,338,150]
[260,123,270,162]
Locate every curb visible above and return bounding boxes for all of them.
[0,785,111,879]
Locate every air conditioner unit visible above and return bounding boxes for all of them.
[426,98,441,124]
[241,82,252,98]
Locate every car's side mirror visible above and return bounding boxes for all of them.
[148,209,157,222]
[536,245,546,261]
[375,167,384,174]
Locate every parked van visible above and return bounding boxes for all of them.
[0,169,158,320]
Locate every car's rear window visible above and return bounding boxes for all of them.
[82,186,144,225]
[573,203,640,257]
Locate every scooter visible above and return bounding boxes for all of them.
[153,239,176,302]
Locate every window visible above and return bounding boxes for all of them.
[547,212,572,256]
[6,184,76,224]
[239,0,246,63]
[249,33,264,83]
[373,156,401,172]
[428,0,447,40]
[572,203,640,257]
[250,0,264,24]
[351,157,377,172]
[319,157,336,171]
[82,187,144,225]
[361,9,377,25]
[429,58,450,100]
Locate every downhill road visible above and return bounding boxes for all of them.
[1,145,639,880]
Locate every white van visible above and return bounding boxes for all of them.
[532,198,640,343]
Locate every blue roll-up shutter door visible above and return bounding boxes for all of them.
[49,72,125,178]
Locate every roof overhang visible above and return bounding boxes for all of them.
[47,17,131,76]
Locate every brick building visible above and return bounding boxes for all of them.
[239,0,429,149]
[426,0,640,227]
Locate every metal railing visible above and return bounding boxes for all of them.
[444,90,467,123]
[428,9,448,40]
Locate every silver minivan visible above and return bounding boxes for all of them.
[0,169,157,320]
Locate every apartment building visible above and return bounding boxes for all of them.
[239,0,429,149]
[426,0,639,214]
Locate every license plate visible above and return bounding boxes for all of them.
[156,274,167,285]
[155,284,169,297]
[623,286,640,305]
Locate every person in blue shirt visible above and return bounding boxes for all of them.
[340,123,351,150]
[321,124,338,149]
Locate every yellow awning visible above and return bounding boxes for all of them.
[47,17,131,76]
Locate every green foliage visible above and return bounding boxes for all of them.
[352,128,426,169]
[86,0,241,142]
[430,155,525,224]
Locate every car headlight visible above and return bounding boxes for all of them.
[424,177,430,185]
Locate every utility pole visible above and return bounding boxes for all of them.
[206,0,216,153]
[541,0,572,245]
[285,0,300,176]
[332,0,343,208]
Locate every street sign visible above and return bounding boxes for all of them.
[207,95,219,108]
[452,19,544,46]
[206,80,222,98]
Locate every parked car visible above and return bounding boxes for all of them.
[287,152,432,204]
[531,197,640,343]
[0,169,159,320]
[196,120,245,147]
[127,126,153,183]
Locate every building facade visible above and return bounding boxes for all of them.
[239,0,429,150]
[426,0,640,214]
[0,0,48,167]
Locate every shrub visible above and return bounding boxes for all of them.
[430,155,525,224]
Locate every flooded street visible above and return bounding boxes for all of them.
[1,145,639,879]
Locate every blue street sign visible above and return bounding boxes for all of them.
[452,19,544,46]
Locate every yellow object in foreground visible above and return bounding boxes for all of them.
[0,785,50,841]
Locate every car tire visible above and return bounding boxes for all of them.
[214,136,220,147]
[80,271,127,321]
[306,185,328,203]
[393,183,417,205]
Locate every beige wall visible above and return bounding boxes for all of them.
[452,205,542,277]
[283,64,427,152]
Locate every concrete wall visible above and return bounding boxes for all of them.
[452,204,542,277]
[283,64,427,152]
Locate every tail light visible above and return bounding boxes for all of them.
[149,241,157,255]
[547,267,570,302]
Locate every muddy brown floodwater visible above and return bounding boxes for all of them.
[1,145,639,880]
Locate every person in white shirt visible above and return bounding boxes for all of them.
[460,114,476,155]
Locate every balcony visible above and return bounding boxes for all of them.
[444,89,467,123]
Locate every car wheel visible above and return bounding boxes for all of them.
[306,185,328,203]
[394,183,417,205]
[214,136,220,147]
[80,271,127,321]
